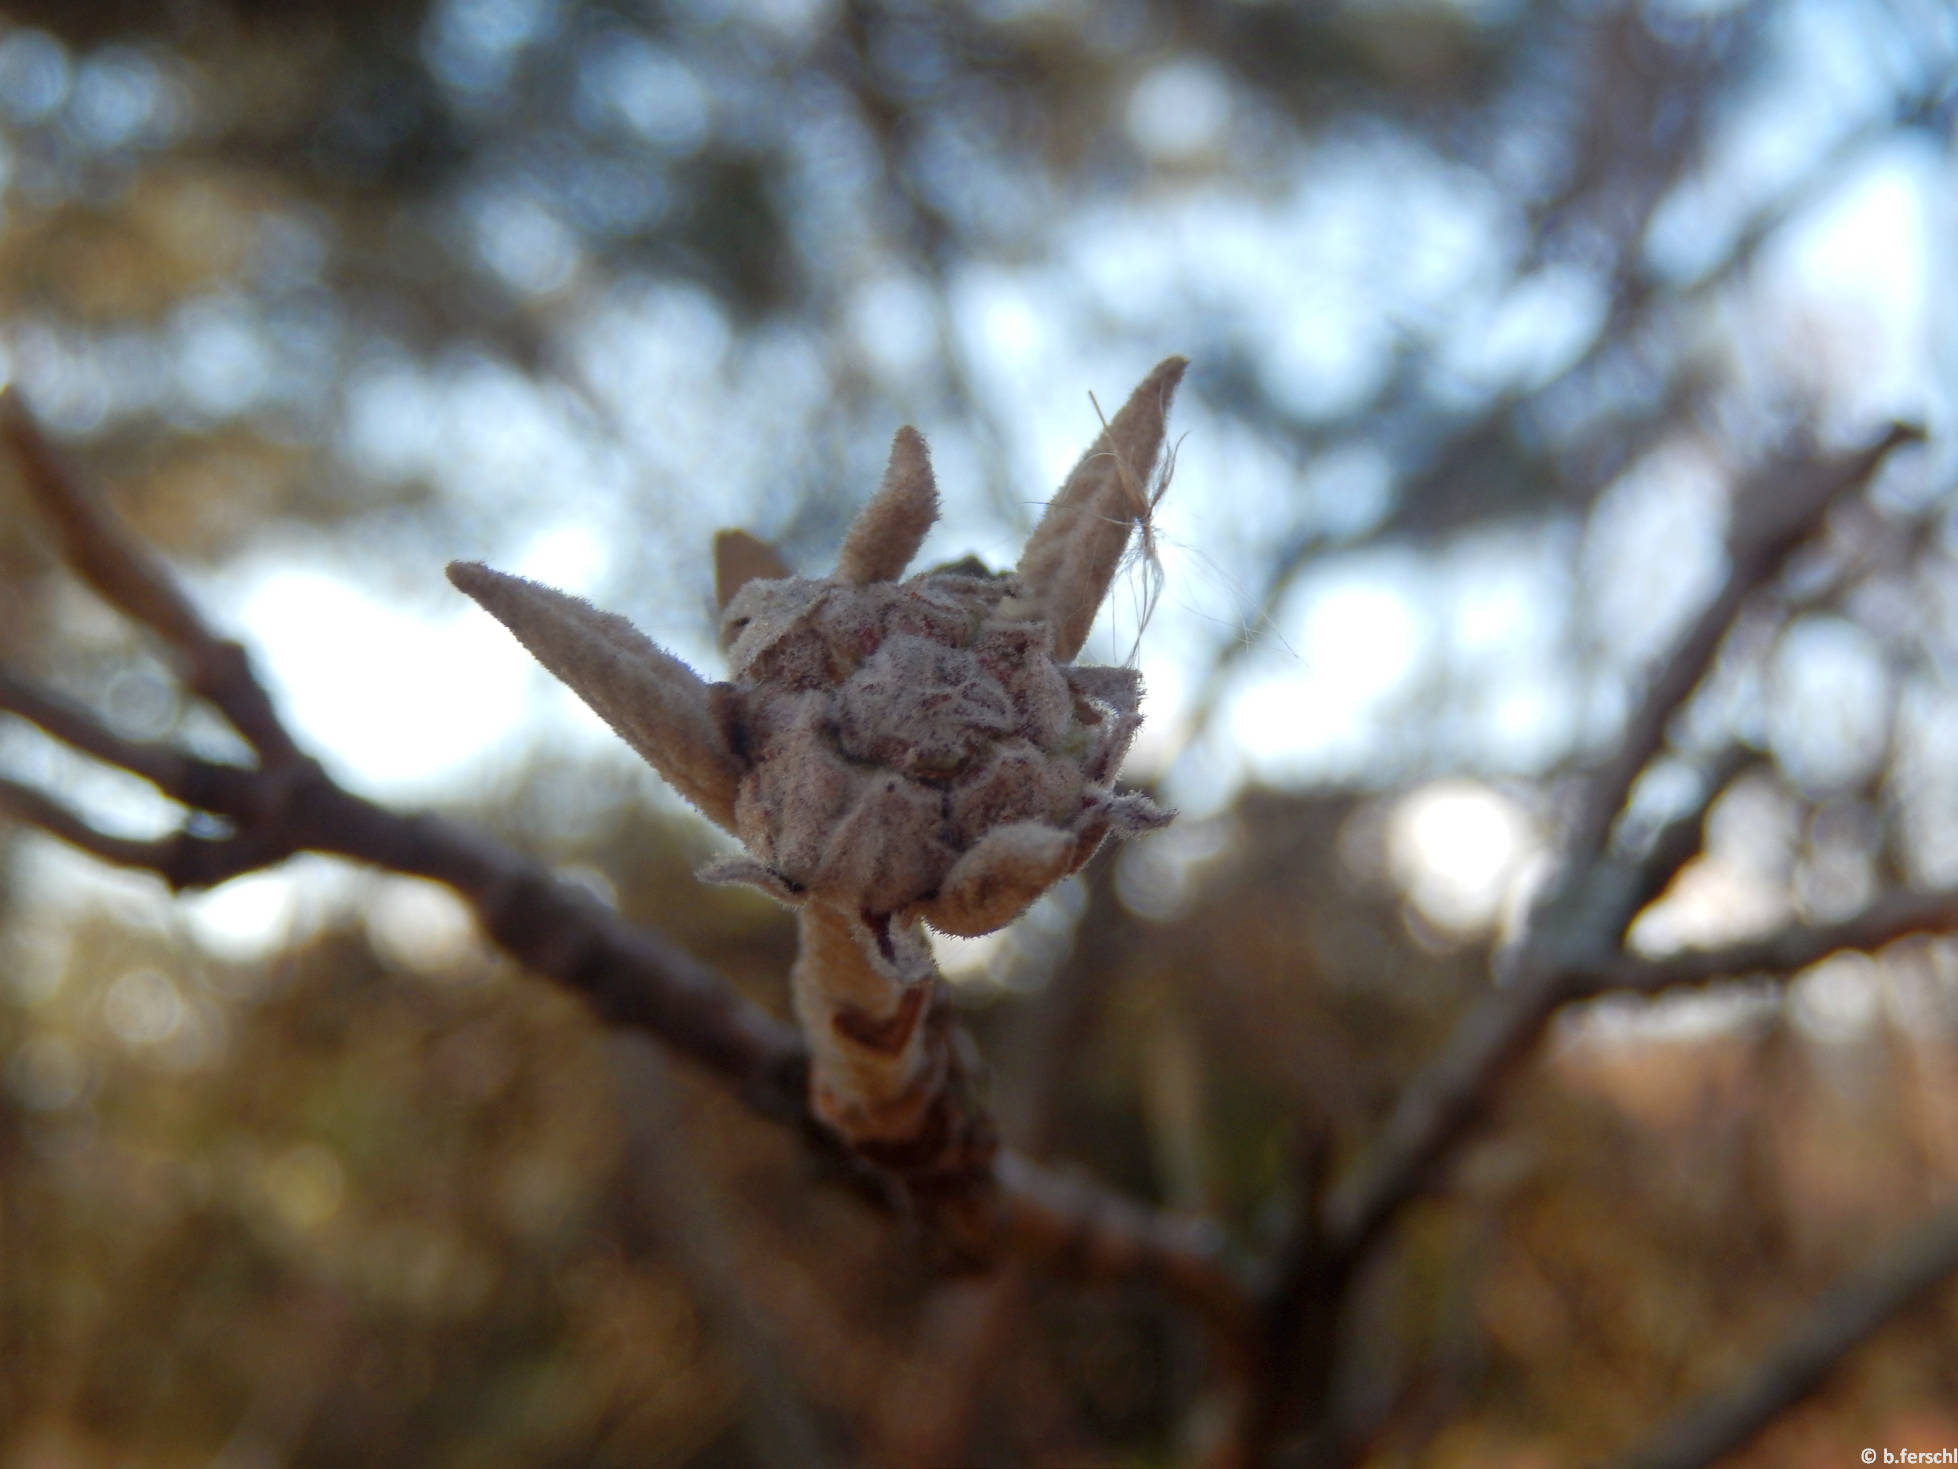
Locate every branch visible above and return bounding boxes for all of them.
[2,388,300,768]
[1573,886,1958,1000]
[0,666,269,821]
[1320,420,1922,1268]
[994,1151,1253,1345]
[1616,744,1763,923]
[1563,424,1920,870]
[0,393,1253,1342]
[1604,1202,1958,1469]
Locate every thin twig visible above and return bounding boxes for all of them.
[1603,1202,1958,1469]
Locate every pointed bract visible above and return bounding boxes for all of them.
[447,561,744,831]
[835,426,939,585]
[1011,356,1187,661]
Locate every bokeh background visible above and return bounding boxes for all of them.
[2,0,1957,1464]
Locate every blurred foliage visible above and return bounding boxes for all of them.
[4,0,1958,1465]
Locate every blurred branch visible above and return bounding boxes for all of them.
[2,392,301,769]
[1618,743,1762,920]
[0,387,1253,1343]
[994,1151,1251,1342]
[1322,423,1921,1270]
[1604,1201,1958,1469]
[1564,423,1920,869]
[1204,429,1921,1464]
[1573,884,1958,1000]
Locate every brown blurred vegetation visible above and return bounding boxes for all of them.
[4,0,1958,1465]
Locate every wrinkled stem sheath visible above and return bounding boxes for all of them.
[793,902,941,1144]
[792,902,998,1240]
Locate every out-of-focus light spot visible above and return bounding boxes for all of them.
[970,0,1061,19]
[1767,615,1890,793]
[7,1035,89,1111]
[103,666,179,742]
[66,46,181,151]
[0,30,72,124]
[173,296,271,419]
[1646,0,1749,21]
[1470,682,1571,775]
[1582,442,1727,666]
[1260,291,1396,421]
[1115,815,1235,922]
[184,868,305,963]
[561,155,671,239]
[366,877,482,978]
[251,212,331,290]
[957,267,1048,364]
[869,17,950,101]
[1893,685,1958,886]
[12,327,110,433]
[343,355,442,482]
[513,520,609,596]
[470,192,579,296]
[1758,145,1934,426]
[1629,854,1790,956]
[1448,533,1558,659]
[360,1220,496,1315]
[103,967,187,1048]
[234,566,531,795]
[848,272,937,379]
[5,918,69,1007]
[1436,263,1606,401]
[578,34,710,154]
[1387,779,1537,937]
[1127,56,1233,162]
[742,0,842,46]
[572,280,732,440]
[1573,987,1779,1045]
[1294,442,1396,542]
[424,0,560,95]
[1227,554,1433,778]
[263,1142,347,1232]
[1790,951,1881,1043]
[1294,562,1430,708]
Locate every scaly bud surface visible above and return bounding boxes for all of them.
[451,358,1188,1216]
